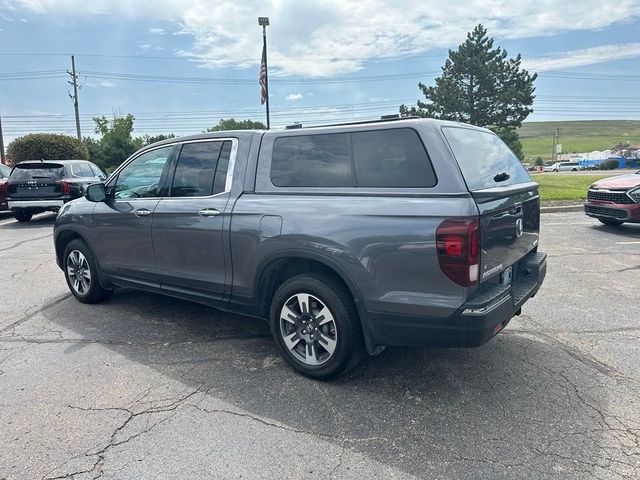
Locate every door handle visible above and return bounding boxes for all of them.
[199,208,221,217]
[134,208,151,217]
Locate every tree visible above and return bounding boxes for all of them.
[534,156,544,166]
[207,118,266,132]
[400,24,537,159]
[139,133,176,147]
[6,133,89,163]
[91,114,140,170]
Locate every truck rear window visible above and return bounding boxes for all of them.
[442,127,531,191]
[10,163,65,181]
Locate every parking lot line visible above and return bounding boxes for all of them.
[616,240,640,245]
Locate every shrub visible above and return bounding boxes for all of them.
[599,159,619,170]
[7,134,89,163]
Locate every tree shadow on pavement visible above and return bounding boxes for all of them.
[38,289,639,479]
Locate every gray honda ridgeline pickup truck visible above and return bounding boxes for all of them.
[54,118,546,378]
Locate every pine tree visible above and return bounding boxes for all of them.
[400,25,537,158]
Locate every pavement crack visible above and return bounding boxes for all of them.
[43,387,203,480]
[0,293,71,335]
[189,404,335,440]
[0,233,52,253]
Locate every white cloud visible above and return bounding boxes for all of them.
[3,0,640,76]
[286,93,303,101]
[148,27,166,35]
[85,80,115,88]
[523,43,640,72]
[137,43,152,50]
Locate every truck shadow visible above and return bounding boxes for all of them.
[38,288,633,478]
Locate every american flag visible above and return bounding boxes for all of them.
[259,44,267,105]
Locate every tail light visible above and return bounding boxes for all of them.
[436,217,480,287]
[0,179,8,198]
[60,180,71,195]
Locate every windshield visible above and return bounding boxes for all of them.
[442,127,531,191]
[10,163,65,181]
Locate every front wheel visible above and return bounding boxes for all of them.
[270,273,364,379]
[13,210,33,222]
[63,239,113,303]
[598,218,624,227]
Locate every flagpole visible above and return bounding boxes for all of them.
[258,17,271,129]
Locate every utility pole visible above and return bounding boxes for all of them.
[0,115,5,165]
[68,55,81,140]
[258,17,270,129]
[551,128,560,162]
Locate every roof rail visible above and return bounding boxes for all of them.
[303,115,421,129]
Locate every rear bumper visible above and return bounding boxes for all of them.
[584,201,640,223]
[8,199,65,210]
[365,251,547,348]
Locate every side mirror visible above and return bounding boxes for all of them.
[85,183,107,203]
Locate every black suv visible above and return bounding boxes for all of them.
[6,160,106,222]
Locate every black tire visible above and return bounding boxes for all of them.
[13,210,32,222]
[598,218,624,227]
[270,273,364,379]
[571,168,577,171]
[63,239,113,304]
[552,169,558,172]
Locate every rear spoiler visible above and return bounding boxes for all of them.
[470,182,539,200]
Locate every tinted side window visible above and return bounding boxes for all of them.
[352,129,436,187]
[114,146,172,199]
[70,163,94,178]
[271,134,352,187]
[171,141,230,197]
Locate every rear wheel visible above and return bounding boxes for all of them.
[571,168,577,171]
[63,239,112,303]
[598,218,624,227]
[270,273,364,379]
[13,210,32,222]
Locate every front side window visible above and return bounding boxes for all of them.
[113,146,173,199]
[170,141,231,197]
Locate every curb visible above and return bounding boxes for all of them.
[540,205,584,214]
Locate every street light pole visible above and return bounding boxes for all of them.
[258,16,270,129]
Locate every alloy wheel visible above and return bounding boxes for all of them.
[279,293,338,366]
[67,250,92,295]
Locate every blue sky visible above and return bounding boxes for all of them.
[1,0,639,142]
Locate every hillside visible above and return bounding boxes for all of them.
[518,120,640,161]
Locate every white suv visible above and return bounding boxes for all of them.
[544,162,583,172]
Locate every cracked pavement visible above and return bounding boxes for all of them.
[0,211,639,479]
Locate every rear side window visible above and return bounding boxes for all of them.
[70,163,94,178]
[351,129,436,187]
[271,134,352,187]
[170,141,231,197]
[10,163,64,181]
[442,127,531,191]
[271,128,435,188]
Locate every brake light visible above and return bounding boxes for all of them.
[0,179,8,198]
[436,217,480,287]
[61,180,71,195]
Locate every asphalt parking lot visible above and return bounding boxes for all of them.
[1,211,639,479]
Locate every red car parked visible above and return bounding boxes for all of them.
[584,171,640,226]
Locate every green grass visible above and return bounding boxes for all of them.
[519,120,640,161]
[532,174,610,201]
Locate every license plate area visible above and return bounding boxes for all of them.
[499,266,513,286]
